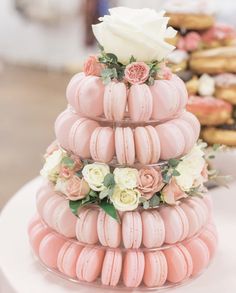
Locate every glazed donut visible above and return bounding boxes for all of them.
[167,50,189,73]
[214,73,236,105]
[189,47,236,74]
[202,124,236,146]
[186,96,232,126]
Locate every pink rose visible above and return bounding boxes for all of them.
[70,155,83,172]
[184,32,201,52]
[124,62,150,84]
[66,176,90,201]
[83,55,105,76]
[156,63,172,80]
[162,179,188,205]
[45,140,59,157]
[138,167,164,200]
[59,166,74,179]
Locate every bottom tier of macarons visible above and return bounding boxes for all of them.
[28,215,218,290]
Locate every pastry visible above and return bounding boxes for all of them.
[115,127,135,165]
[122,211,142,249]
[189,47,236,74]
[214,73,236,105]
[202,124,236,146]
[167,49,189,73]
[186,95,232,126]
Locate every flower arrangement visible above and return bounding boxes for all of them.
[40,141,221,222]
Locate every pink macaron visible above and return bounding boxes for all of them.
[28,214,41,235]
[76,247,105,282]
[36,182,54,217]
[143,251,168,287]
[66,74,104,118]
[42,194,65,228]
[97,210,121,248]
[90,127,115,163]
[155,122,185,160]
[170,74,188,111]
[115,127,135,165]
[68,117,99,158]
[159,205,189,244]
[128,84,153,122]
[55,108,79,150]
[123,251,145,288]
[134,125,161,164]
[101,250,123,286]
[150,79,180,120]
[141,210,165,248]
[57,241,83,278]
[76,207,99,245]
[180,201,200,238]
[179,111,200,141]
[39,233,65,269]
[122,211,142,249]
[184,238,210,276]
[187,198,207,229]
[164,244,193,283]
[104,81,127,121]
[29,222,51,255]
[199,229,218,259]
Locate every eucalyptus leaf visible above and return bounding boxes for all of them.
[172,169,181,177]
[106,53,118,63]
[61,157,75,168]
[89,190,98,198]
[168,158,180,168]
[149,194,160,207]
[99,200,120,223]
[103,173,115,188]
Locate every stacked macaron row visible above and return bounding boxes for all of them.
[36,182,213,249]
[66,72,188,123]
[28,215,217,288]
[55,108,200,164]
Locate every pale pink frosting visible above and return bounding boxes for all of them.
[162,179,188,205]
[201,23,236,43]
[124,62,150,84]
[66,176,90,201]
[137,167,164,200]
[177,32,201,52]
[83,55,105,76]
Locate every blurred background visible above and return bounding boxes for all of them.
[1,0,236,209]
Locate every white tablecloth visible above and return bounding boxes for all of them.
[1,177,236,293]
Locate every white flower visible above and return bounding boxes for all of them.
[175,144,206,191]
[40,149,65,182]
[82,163,110,191]
[198,74,215,96]
[114,168,138,190]
[55,178,68,195]
[92,7,176,64]
[111,186,140,211]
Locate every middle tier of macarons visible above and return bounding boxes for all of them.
[36,181,214,249]
[55,108,200,165]
[28,215,218,289]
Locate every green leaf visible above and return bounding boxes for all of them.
[149,194,160,207]
[162,171,172,184]
[76,170,83,178]
[98,43,104,52]
[147,76,155,86]
[208,155,215,159]
[129,55,136,63]
[106,53,118,63]
[168,158,180,168]
[99,200,120,223]
[61,157,75,168]
[103,173,115,188]
[69,199,83,216]
[172,169,181,177]
[88,190,98,197]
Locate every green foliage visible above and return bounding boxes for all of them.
[61,157,75,169]
[99,200,120,222]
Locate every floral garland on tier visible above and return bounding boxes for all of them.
[40,141,222,222]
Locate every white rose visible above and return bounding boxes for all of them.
[175,144,206,191]
[82,163,110,191]
[40,149,65,182]
[198,74,215,96]
[92,7,176,64]
[114,168,138,190]
[111,186,140,212]
[55,178,68,195]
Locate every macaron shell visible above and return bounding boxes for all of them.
[104,81,127,121]
[124,127,135,165]
[29,223,51,255]
[180,202,199,238]
[177,244,193,278]
[150,80,179,120]
[36,183,54,217]
[123,251,145,288]
[171,74,188,111]
[134,127,152,164]
[39,233,65,268]
[128,84,153,122]
[54,109,79,150]
[179,111,200,141]
[122,211,142,249]
[28,214,41,235]
[69,118,99,158]
[156,123,185,160]
[174,206,189,242]
[146,125,161,163]
[101,250,122,286]
[57,242,71,273]
[143,251,167,287]
[199,229,217,259]
[42,195,65,228]
[66,72,86,109]
[141,210,165,248]
[90,127,115,163]
[164,246,188,283]
[184,238,210,276]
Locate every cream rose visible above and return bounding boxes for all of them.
[114,167,138,190]
[175,144,206,191]
[111,186,140,212]
[82,163,110,191]
[40,149,65,182]
[92,7,176,64]
[198,74,215,96]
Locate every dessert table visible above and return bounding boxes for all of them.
[1,177,236,293]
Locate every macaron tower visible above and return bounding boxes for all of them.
[28,7,219,290]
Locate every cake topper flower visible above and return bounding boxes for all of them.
[92,7,176,64]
